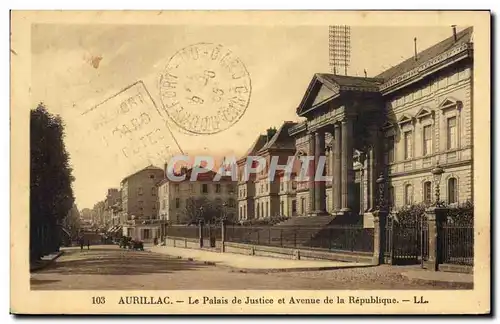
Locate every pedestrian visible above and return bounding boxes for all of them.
[80,237,84,251]
[87,240,90,250]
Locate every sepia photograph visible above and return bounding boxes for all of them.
[10,10,491,314]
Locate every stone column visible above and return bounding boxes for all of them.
[308,132,316,215]
[425,206,447,271]
[372,209,388,265]
[334,122,342,213]
[367,146,375,211]
[314,130,327,215]
[329,143,335,213]
[341,118,354,212]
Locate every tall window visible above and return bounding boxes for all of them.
[447,117,457,150]
[448,178,458,204]
[256,203,260,218]
[301,197,305,215]
[143,229,151,239]
[151,187,157,196]
[404,131,413,160]
[240,206,243,219]
[292,200,297,214]
[175,198,180,208]
[215,184,221,193]
[387,186,395,209]
[138,187,143,195]
[423,125,432,156]
[404,184,413,205]
[265,201,269,217]
[281,201,284,215]
[423,181,432,205]
[385,135,395,164]
[228,198,235,208]
[202,184,208,193]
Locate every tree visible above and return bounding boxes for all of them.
[30,103,75,261]
[181,197,223,224]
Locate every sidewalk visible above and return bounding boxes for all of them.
[149,245,373,273]
[401,267,473,285]
[30,251,64,272]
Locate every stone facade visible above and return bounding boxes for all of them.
[119,165,164,222]
[287,27,473,224]
[157,168,237,224]
[237,122,297,221]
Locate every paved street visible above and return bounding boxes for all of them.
[31,246,472,290]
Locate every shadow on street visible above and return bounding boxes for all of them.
[39,247,214,276]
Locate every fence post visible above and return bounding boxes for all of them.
[424,206,447,271]
[198,220,204,248]
[221,221,226,253]
[372,210,388,265]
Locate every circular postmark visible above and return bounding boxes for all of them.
[159,43,251,135]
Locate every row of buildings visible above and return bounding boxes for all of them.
[96,165,238,242]
[93,26,474,239]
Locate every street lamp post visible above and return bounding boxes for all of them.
[431,163,445,207]
[376,172,386,212]
[198,206,204,248]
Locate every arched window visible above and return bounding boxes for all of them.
[423,181,432,205]
[448,178,458,204]
[404,184,413,206]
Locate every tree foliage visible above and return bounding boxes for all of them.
[180,197,238,224]
[30,103,75,261]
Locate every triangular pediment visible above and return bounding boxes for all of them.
[382,120,395,129]
[397,114,414,125]
[296,74,340,116]
[439,97,462,111]
[415,106,434,119]
[312,84,337,107]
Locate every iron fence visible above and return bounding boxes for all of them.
[225,225,374,253]
[440,223,474,266]
[165,225,199,239]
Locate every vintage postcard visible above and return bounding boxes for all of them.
[10,10,491,315]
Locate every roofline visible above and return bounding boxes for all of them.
[379,42,473,95]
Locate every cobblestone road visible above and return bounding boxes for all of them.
[30,246,472,290]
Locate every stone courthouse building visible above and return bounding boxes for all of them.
[288,26,473,224]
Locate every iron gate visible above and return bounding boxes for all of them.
[385,213,428,265]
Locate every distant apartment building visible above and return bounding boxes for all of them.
[237,122,298,221]
[104,188,121,227]
[157,167,238,224]
[120,165,164,222]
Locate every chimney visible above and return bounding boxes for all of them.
[414,37,418,61]
[452,25,457,42]
[266,127,277,142]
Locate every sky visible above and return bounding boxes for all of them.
[30,24,466,209]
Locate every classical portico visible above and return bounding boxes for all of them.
[289,73,385,221]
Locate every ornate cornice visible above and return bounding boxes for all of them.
[288,121,307,136]
[380,42,473,94]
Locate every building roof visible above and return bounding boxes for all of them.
[259,121,298,152]
[375,26,473,81]
[120,165,164,183]
[316,73,384,90]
